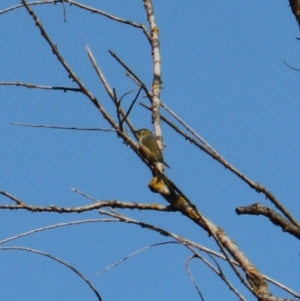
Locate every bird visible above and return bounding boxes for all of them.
[134,128,170,169]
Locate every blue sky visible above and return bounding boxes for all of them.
[0,1,300,300]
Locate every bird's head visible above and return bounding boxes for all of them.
[134,128,154,140]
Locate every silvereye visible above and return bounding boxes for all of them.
[134,128,170,168]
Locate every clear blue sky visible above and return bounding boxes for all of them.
[0,1,299,300]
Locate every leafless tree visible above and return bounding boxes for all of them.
[0,1,299,300]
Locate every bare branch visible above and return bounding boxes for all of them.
[161,101,215,153]
[0,219,115,245]
[63,0,151,42]
[108,50,152,101]
[85,45,136,134]
[0,81,82,92]
[143,0,163,141]
[0,190,25,205]
[11,123,116,132]
[21,0,98,106]
[260,296,298,301]
[206,252,246,301]
[0,1,51,15]
[0,246,103,301]
[283,59,300,72]
[236,203,300,239]
[263,277,300,299]
[186,255,208,301]
[72,187,175,210]
[120,85,143,129]
[118,88,140,103]
[0,200,173,214]
[1,0,151,44]
[97,241,178,275]
[186,252,246,301]
[113,88,123,131]
[196,216,256,296]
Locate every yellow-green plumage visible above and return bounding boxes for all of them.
[134,129,170,169]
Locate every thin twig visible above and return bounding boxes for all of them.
[283,60,300,72]
[116,88,140,132]
[85,45,136,134]
[0,190,25,205]
[206,252,246,301]
[11,123,116,132]
[62,0,67,22]
[120,85,143,129]
[108,50,152,101]
[1,0,152,44]
[0,246,103,301]
[161,101,215,153]
[113,88,123,131]
[263,276,300,299]
[0,219,116,245]
[63,0,152,43]
[97,241,177,275]
[0,1,53,15]
[118,89,139,103]
[0,81,82,92]
[186,256,206,301]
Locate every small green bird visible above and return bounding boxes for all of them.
[134,128,170,169]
